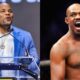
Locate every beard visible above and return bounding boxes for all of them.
[0,22,11,31]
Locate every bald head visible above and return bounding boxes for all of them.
[0,2,13,28]
[65,3,80,35]
[66,3,80,16]
[0,2,11,7]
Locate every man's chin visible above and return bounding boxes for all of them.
[74,31,80,35]
[2,24,11,30]
[74,28,80,33]
[3,23,11,26]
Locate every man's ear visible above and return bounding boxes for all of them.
[65,17,69,24]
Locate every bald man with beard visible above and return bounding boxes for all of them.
[50,3,80,80]
[0,2,39,78]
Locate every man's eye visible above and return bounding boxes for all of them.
[0,10,5,13]
[9,10,13,13]
[0,10,13,13]
[70,13,76,17]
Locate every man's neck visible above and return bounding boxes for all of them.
[69,31,80,41]
[0,26,10,34]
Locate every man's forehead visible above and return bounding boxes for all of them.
[69,4,80,11]
[66,3,80,15]
[0,3,11,9]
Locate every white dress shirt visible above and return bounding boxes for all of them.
[0,32,14,77]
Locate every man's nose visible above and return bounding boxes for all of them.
[5,11,10,15]
[75,14,80,18]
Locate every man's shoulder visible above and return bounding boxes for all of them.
[12,25,31,36]
[54,34,68,46]
[51,34,68,53]
[50,34,68,58]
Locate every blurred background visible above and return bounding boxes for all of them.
[41,0,80,80]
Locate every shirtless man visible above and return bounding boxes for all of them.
[50,3,80,80]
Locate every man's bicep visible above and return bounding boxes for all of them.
[50,48,65,80]
[51,60,65,80]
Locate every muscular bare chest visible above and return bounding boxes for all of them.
[66,42,80,67]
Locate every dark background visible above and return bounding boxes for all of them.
[41,0,80,80]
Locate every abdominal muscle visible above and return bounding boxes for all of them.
[66,65,80,80]
[65,52,80,80]
[65,39,80,79]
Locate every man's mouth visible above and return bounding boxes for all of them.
[6,17,12,21]
[74,21,80,27]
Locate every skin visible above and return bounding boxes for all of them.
[0,3,13,34]
[50,3,80,80]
